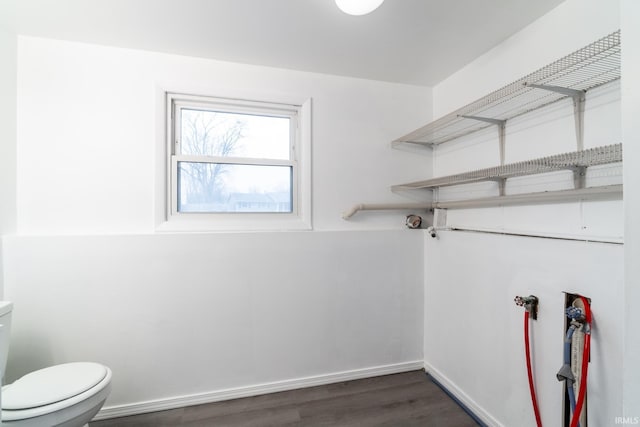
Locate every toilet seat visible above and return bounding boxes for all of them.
[1,362,112,422]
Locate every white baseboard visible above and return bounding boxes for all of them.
[95,360,424,421]
[424,362,503,427]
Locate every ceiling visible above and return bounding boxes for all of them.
[12,0,566,86]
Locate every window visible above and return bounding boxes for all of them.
[164,93,311,231]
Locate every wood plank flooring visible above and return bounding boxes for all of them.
[90,370,480,427]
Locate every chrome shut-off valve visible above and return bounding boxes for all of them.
[514,295,539,320]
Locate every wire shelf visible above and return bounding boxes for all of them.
[392,143,622,191]
[394,31,621,147]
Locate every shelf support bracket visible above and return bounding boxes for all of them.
[571,166,588,190]
[459,115,507,165]
[489,178,508,197]
[524,84,587,152]
[498,178,507,197]
[391,140,436,150]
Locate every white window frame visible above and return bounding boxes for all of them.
[159,93,312,232]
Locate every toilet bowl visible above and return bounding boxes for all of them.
[0,302,112,427]
[1,362,112,427]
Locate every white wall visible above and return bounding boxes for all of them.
[2,37,431,412]
[426,0,624,425]
[0,0,17,301]
[3,230,424,408]
[622,0,640,419]
[425,233,623,426]
[15,37,432,235]
[0,1,16,236]
[432,0,621,241]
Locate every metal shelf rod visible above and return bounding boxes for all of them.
[343,185,621,219]
[431,184,621,209]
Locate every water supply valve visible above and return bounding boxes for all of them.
[566,306,585,323]
[515,295,539,320]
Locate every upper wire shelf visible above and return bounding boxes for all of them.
[393,30,621,147]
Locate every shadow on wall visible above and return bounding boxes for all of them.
[5,329,55,383]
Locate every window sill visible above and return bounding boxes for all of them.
[156,213,312,233]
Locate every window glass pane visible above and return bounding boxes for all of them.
[178,162,292,213]
[180,109,290,160]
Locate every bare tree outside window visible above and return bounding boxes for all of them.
[176,107,293,213]
[179,110,245,210]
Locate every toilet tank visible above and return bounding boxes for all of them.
[0,301,13,383]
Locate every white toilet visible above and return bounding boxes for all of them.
[0,301,112,427]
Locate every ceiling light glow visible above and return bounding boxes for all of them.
[335,0,385,16]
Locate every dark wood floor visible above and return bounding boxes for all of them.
[90,370,480,427]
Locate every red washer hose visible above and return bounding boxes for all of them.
[525,310,543,427]
[570,296,592,427]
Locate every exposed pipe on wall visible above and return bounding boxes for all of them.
[570,296,592,427]
[558,306,584,426]
[341,203,431,219]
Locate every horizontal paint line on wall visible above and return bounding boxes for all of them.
[424,362,503,427]
[95,360,425,421]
